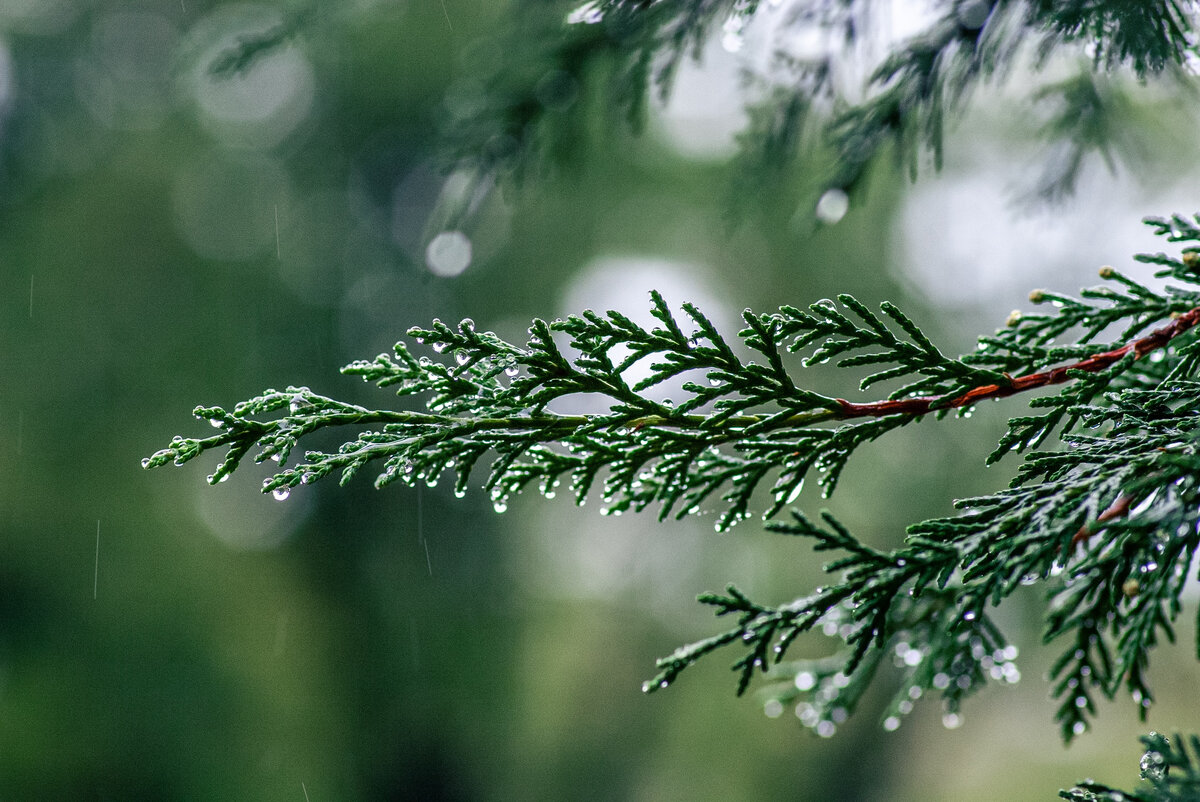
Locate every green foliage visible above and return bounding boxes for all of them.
[1061,732,1200,801]
[437,0,1200,209]
[149,215,1200,755]
[156,1,1200,796]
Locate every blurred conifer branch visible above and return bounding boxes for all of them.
[204,2,1200,208]
[151,215,1200,755]
[439,0,1200,210]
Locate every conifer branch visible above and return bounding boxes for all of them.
[149,214,1200,744]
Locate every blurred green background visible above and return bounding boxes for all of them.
[2,1,1200,799]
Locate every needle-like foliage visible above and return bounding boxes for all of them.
[150,215,1200,753]
[436,0,1200,209]
[1061,732,1200,801]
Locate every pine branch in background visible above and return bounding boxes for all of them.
[150,215,1200,748]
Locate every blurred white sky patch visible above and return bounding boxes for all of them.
[894,151,1200,315]
[183,4,315,149]
[650,0,949,161]
[652,38,745,161]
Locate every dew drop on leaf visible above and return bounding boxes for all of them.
[1140,746,1167,782]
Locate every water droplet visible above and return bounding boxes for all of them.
[763,699,784,718]
[1019,573,1038,586]
[1072,721,1087,736]
[455,351,470,366]
[272,486,291,501]
[815,720,836,738]
[942,712,962,729]
[493,502,507,513]
[505,364,519,377]
[1074,695,1088,708]
[932,673,950,690]
[816,188,849,224]
[1141,748,1167,782]
[962,610,976,622]
[140,458,151,468]
[883,716,901,732]
[425,231,473,277]
[432,342,448,354]
[794,671,816,691]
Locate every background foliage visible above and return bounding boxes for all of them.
[6,0,1200,799]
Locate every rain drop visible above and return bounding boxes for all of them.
[942,712,963,729]
[883,716,901,732]
[1140,746,1167,782]
[815,188,849,224]
[794,671,816,691]
[272,486,291,501]
[425,231,473,277]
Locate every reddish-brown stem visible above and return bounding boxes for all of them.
[835,306,1200,418]
[1071,494,1133,550]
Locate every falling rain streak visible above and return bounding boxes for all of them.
[93,520,100,599]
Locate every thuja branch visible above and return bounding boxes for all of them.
[837,302,1200,418]
[147,251,1198,530]
[147,214,1200,741]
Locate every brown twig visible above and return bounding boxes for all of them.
[834,306,1200,419]
[1071,494,1133,550]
